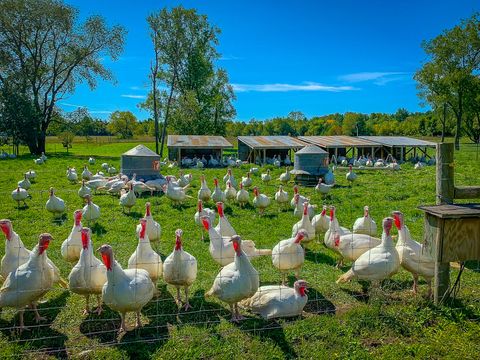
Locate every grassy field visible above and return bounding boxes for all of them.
[0,139,478,359]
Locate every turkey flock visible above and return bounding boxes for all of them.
[1,156,436,334]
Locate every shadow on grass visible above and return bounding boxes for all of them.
[0,291,70,359]
[122,211,143,220]
[90,222,107,236]
[303,287,336,316]
[464,260,480,273]
[304,247,337,266]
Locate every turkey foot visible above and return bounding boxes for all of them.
[135,311,142,328]
[118,313,128,334]
[182,289,192,311]
[32,303,46,323]
[234,304,245,321]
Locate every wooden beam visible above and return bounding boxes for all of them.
[434,142,454,305]
[454,186,480,199]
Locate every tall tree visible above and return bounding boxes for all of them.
[0,0,126,154]
[146,6,235,155]
[415,13,480,149]
[107,111,138,139]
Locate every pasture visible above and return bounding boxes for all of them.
[0,139,479,359]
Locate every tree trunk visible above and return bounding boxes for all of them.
[37,130,46,154]
[160,80,175,158]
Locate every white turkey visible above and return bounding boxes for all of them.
[25,170,37,180]
[241,172,253,188]
[61,210,83,262]
[88,157,95,165]
[206,235,259,322]
[274,185,289,209]
[236,183,250,207]
[202,217,271,266]
[324,167,335,185]
[46,187,66,218]
[239,280,308,320]
[253,187,271,215]
[315,178,333,196]
[290,186,307,209]
[292,202,315,242]
[214,202,236,238]
[224,181,237,202]
[353,206,377,236]
[128,219,163,284]
[0,233,54,331]
[261,169,271,185]
[293,194,315,220]
[311,205,330,234]
[393,211,434,297]
[272,230,306,284]
[143,202,161,241]
[82,165,92,180]
[163,176,190,205]
[119,183,136,213]
[78,180,92,199]
[211,178,226,203]
[177,172,192,187]
[67,168,78,182]
[99,244,154,333]
[324,206,351,250]
[11,187,29,208]
[208,155,219,167]
[337,217,400,285]
[279,167,291,184]
[163,229,197,310]
[68,227,107,314]
[346,165,357,184]
[194,200,215,240]
[223,168,237,188]
[82,195,101,222]
[18,174,31,190]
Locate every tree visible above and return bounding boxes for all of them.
[58,131,74,152]
[415,13,480,149]
[463,76,480,143]
[146,6,235,154]
[0,0,126,154]
[107,111,138,139]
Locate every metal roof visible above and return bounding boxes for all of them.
[298,135,379,148]
[122,144,159,157]
[167,135,233,148]
[295,144,328,154]
[358,136,437,147]
[237,136,307,149]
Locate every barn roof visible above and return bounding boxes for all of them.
[167,135,233,148]
[295,145,328,154]
[358,136,437,147]
[298,135,379,148]
[237,136,307,149]
[122,144,159,157]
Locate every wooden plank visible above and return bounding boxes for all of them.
[418,204,480,219]
[455,186,480,200]
[441,218,480,262]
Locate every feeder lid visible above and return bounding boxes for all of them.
[122,145,159,157]
[295,145,328,154]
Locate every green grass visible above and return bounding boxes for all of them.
[0,139,479,359]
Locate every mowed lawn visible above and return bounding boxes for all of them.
[0,139,479,359]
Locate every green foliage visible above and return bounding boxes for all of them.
[107,110,138,139]
[0,0,126,154]
[58,131,74,152]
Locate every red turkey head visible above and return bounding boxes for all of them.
[294,230,307,243]
[74,210,83,226]
[139,218,147,239]
[214,178,218,187]
[0,219,12,240]
[321,206,327,217]
[293,186,298,194]
[216,202,224,217]
[303,202,309,216]
[229,235,242,255]
[253,187,259,197]
[392,211,403,230]
[197,200,203,212]
[201,216,210,231]
[175,229,183,250]
[330,206,336,221]
[38,233,52,255]
[383,217,393,236]
[364,206,369,218]
[81,227,90,250]
[98,244,113,271]
[334,233,341,247]
[145,202,152,217]
[294,193,300,204]
[294,280,308,297]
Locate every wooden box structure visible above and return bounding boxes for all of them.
[419,143,480,304]
[167,135,233,164]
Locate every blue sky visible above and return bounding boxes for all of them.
[62,0,479,121]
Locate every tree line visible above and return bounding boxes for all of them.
[0,0,479,154]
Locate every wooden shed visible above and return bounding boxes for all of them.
[167,135,233,162]
[358,136,436,161]
[237,136,307,164]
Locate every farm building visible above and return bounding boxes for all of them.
[121,144,162,180]
[358,136,436,161]
[237,136,307,164]
[298,135,381,159]
[291,145,329,186]
[167,135,233,163]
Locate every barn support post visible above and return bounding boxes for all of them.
[263,149,266,165]
[435,142,454,304]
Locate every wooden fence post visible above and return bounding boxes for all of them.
[435,142,454,304]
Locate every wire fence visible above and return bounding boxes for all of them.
[0,158,479,358]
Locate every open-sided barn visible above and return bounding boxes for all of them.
[358,136,436,161]
[167,135,233,163]
[237,136,307,164]
[298,135,380,159]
